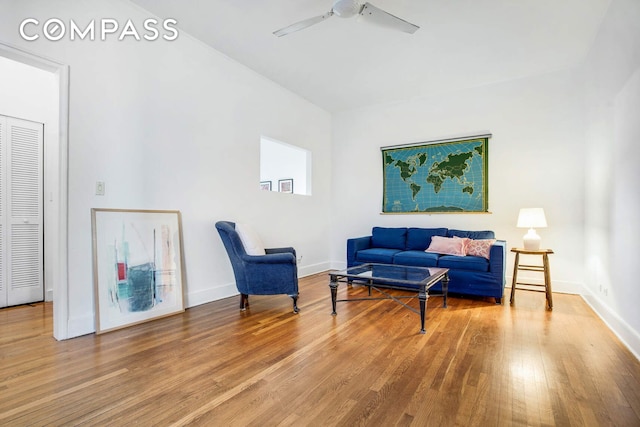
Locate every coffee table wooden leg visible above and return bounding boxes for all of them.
[419,287,427,334]
[510,252,520,305]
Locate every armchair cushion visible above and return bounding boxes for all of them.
[236,223,266,255]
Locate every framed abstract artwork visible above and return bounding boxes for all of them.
[278,178,293,193]
[91,208,186,334]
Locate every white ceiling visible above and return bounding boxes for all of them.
[130,0,611,112]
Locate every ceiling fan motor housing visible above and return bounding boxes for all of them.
[332,0,361,18]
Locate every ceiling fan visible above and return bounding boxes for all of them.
[273,0,419,37]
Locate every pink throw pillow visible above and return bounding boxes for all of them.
[453,236,471,253]
[466,239,496,259]
[425,236,468,256]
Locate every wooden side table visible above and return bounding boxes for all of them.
[509,248,554,310]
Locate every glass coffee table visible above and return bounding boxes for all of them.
[328,264,449,334]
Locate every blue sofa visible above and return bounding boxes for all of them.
[347,227,507,303]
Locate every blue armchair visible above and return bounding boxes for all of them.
[215,221,299,313]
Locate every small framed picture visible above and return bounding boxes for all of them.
[278,179,293,193]
[260,181,272,191]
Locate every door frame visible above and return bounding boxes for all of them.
[0,42,70,340]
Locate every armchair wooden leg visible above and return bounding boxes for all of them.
[240,294,249,311]
[291,294,299,314]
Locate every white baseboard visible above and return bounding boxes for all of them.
[185,282,238,308]
[581,290,640,361]
[64,284,239,339]
[64,267,332,339]
[298,261,331,278]
[184,262,332,309]
[330,260,347,271]
[67,313,95,338]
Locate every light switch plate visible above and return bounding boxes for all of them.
[96,181,105,196]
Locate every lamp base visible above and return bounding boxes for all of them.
[523,228,541,251]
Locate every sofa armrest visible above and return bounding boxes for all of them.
[489,240,507,285]
[347,236,372,267]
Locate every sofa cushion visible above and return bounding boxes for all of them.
[447,229,495,239]
[393,251,440,267]
[406,228,448,251]
[437,255,489,272]
[356,248,402,264]
[371,227,407,250]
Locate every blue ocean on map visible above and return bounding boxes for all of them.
[382,139,488,213]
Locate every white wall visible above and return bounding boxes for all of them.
[0,0,332,338]
[0,56,58,302]
[331,68,585,294]
[581,0,640,358]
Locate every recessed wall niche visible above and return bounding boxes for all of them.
[260,136,311,196]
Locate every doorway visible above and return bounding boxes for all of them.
[0,44,69,339]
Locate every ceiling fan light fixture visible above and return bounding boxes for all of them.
[332,0,361,18]
[272,0,419,37]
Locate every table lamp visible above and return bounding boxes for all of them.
[516,208,547,251]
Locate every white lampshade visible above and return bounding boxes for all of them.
[517,208,547,228]
[516,208,547,251]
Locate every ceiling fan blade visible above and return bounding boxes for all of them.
[273,12,334,37]
[359,2,419,34]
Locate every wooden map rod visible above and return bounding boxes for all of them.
[380,132,492,150]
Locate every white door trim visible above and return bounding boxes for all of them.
[0,42,70,340]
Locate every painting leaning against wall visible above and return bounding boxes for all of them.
[91,208,186,334]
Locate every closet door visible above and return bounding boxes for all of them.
[0,118,6,308]
[0,115,43,307]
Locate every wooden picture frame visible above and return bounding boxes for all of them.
[91,208,186,334]
[278,178,293,193]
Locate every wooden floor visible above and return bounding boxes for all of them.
[1,273,640,426]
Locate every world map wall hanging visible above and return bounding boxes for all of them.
[381,135,490,213]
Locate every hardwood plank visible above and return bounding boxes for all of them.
[0,272,639,426]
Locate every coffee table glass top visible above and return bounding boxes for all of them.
[333,264,448,287]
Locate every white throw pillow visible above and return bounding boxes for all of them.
[235,223,266,256]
